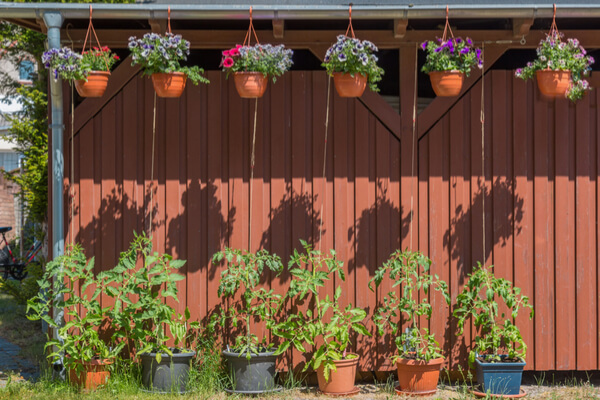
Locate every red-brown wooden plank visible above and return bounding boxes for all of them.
[575,95,597,370]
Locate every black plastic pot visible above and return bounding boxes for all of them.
[475,356,526,395]
[222,349,278,393]
[140,348,195,393]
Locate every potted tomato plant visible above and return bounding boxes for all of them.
[100,233,197,394]
[221,43,293,98]
[322,35,384,97]
[370,250,450,395]
[515,32,594,101]
[454,263,534,396]
[273,240,370,395]
[128,33,209,98]
[42,46,119,97]
[210,248,284,393]
[421,37,482,97]
[27,245,119,390]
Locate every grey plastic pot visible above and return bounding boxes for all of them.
[222,349,278,393]
[140,348,195,393]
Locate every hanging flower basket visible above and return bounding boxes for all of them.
[232,71,269,98]
[535,69,572,97]
[421,7,482,98]
[151,72,187,98]
[332,72,368,97]
[428,70,465,97]
[515,5,594,101]
[74,70,110,98]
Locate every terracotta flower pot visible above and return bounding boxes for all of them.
[74,71,110,98]
[536,70,571,97]
[68,358,112,390]
[151,72,187,98]
[395,357,444,395]
[332,72,368,97]
[316,355,359,394]
[233,72,269,98]
[429,71,465,97]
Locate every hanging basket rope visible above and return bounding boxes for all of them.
[548,4,559,37]
[441,5,455,42]
[344,5,356,39]
[81,5,109,71]
[243,6,260,46]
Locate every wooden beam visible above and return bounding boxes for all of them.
[273,19,284,39]
[4,18,43,32]
[513,18,534,38]
[148,19,167,34]
[72,56,140,135]
[417,45,509,140]
[59,29,600,49]
[394,19,409,39]
[36,17,47,34]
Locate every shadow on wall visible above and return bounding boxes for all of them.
[442,176,524,284]
[71,179,234,278]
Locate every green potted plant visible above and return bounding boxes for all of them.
[27,245,119,389]
[322,35,384,97]
[211,248,284,393]
[370,250,450,395]
[515,32,594,101]
[220,43,293,98]
[128,32,209,98]
[273,240,370,395]
[42,46,119,97]
[421,37,482,97]
[99,233,196,393]
[453,263,534,395]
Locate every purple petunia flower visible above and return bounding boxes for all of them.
[421,41,428,50]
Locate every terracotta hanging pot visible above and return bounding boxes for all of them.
[151,72,187,98]
[332,72,368,98]
[68,358,112,390]
[74,71,110,98]
[429,71,465,97]
[233,72,269,98]
[536,69,571,97]
[395,356,444,395]
[316,355,359,395]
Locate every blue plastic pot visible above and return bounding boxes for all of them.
[475,356,525,395]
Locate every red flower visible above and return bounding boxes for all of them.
[223,57,234,68]
[113,55,120,60]
[222,49,230,56]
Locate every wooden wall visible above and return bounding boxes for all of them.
[61,61,600,371]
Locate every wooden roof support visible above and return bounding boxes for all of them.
[149,18,167,34]
[513,18,534,38]
[273,19,284,39]
[394,18,409,39]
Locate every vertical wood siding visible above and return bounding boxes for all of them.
[63,66,600,371]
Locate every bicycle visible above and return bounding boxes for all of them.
[0,226,42,281]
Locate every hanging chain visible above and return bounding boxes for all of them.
[167,6,172,34]
[81,5,109,71]
[441,5,455,42]
[318,76,332,252]
[70,84,75,245]
[344,5,356,38]
[248,99,258,251]
[409,43,418,250]
[480,43,486,263]
[147,92,157,237]
[243,6,260,46]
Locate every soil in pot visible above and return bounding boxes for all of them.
[223,348,278,393]
[68,358,112,390]
[475,355,526,395]
[316,354,359,394]
[140,348,195,393]
[233,72,269,98]
[151,72,187,98]
[536,70,571,98]
[395,356,444,395]
[332,73,368,97]
[429,71,465,97]
[74,71,110,98]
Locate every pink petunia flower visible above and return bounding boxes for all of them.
[223,57,234,68]
[230,48,240,56]
[222,50,231,56]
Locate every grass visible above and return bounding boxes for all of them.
[0,293,45,364]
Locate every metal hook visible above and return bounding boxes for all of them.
[520,35,526,45]
[249,6,253,22]
[89,5,92,21]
